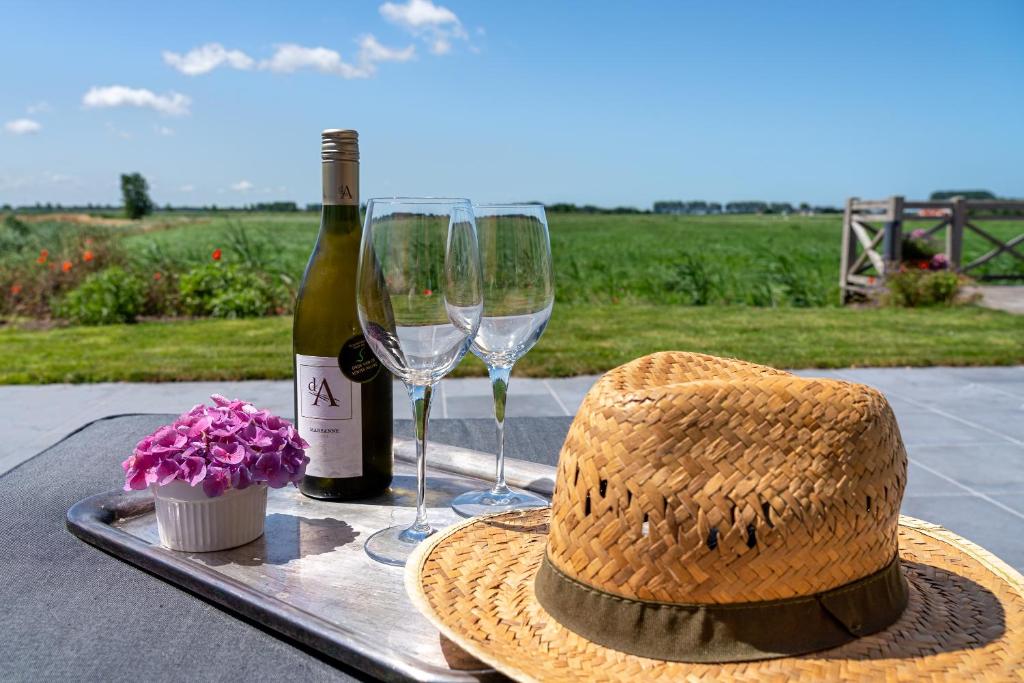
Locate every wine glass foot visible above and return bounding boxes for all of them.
[364,524,435,566]
[451,488,548,518]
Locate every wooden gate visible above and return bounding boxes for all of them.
[840,196,1024,303]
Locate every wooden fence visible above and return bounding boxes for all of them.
[840,196,1024,303]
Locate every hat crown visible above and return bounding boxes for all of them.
[546,352,907,604]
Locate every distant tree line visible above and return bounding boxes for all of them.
[15,180,1011,218]
[545,203,648,214]
[929,190,997,200]
[653,200,841,215]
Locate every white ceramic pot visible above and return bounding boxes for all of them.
[153,480,268,552]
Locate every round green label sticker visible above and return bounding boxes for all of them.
[338,335,381,383]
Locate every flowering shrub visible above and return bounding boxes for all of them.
[53,267,147,325]
[178,263,288,318]
[122,395,309,497]
[0,216,123,318]
[886,270,964,307]
[902,229,939,263]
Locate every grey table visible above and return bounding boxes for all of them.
[3,412,1022,681]
[0,415,572,683]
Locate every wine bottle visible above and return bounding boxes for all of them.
[294,129,393,500]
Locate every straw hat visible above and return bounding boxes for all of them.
[407,352,1024,681]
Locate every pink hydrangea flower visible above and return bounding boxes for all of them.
[929,253,949,270]
[122,395,309,497]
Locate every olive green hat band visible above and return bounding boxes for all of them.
[534,553,909,663]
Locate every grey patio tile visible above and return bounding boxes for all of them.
[506,392,566,418]
[439,377,494,397]
[115,381,294,416]
[900,495,1024,570]
[881,396,936,418]
[908,445,1024,494]
[503,378,557,395]
[549,375,602,391]
[440,396,495,419]
[905,460,967,497]
[938,366,1024,388]
[894,412,1007,447]
[989,493,1024,516]
[934,406,1024,443]
[551,389,588,416]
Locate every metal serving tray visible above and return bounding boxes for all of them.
[66,439,557,683]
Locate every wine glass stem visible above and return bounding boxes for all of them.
[488,365,512,496]
[407,383,433,533]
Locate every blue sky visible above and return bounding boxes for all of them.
[1,1,1022,208]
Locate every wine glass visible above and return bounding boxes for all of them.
[450,203,554,517]
[357,198,483,566]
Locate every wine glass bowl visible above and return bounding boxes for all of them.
[357,198,482,564]
[451,204,554,517]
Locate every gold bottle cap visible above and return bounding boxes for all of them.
[322,129,359,163]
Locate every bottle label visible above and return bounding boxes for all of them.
[322,161,359,206]
[295,354,363,478]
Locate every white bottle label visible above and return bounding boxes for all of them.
[295,354,363,478]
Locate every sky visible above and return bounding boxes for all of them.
[1,0,1022,208]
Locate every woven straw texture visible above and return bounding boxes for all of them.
[549,352,906,603]
[409,509,1024,682]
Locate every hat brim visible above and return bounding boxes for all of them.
[406,508,1024,682]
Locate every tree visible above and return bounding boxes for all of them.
[121,172,154,219]
[930,189,996,200]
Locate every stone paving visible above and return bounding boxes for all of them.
[3,366,1023,568]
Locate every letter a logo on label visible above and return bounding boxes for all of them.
[308,377,341,407]
[297,355,353,420]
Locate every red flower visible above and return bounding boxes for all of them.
[918,261,928,270]
[212,248,222,261]
[153,272,162,281]
[37,249,49,264]
[10,283,22,295]
[422,288,433,296]
[83,250,94,262]
[62,260,73,272]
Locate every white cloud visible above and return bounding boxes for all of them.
[83,85,191,116]
[161,37,414,82]
[380,0,459,29]
[380,0,469,54]
[26,101,52,114]
[163,43,255,76]
[261,44,371,78]
[179,184,195,192]
[154,125,174,136]
[4,118,41,135]
[358,35,415,64]
[231,180,253,192]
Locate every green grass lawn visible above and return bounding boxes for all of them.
[1,304,1020,384]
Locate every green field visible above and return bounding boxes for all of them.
[1,211,1022,384]
[110,211,1024,305]
[0,305,1020,384]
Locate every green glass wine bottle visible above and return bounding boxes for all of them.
[293,129,393,500]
